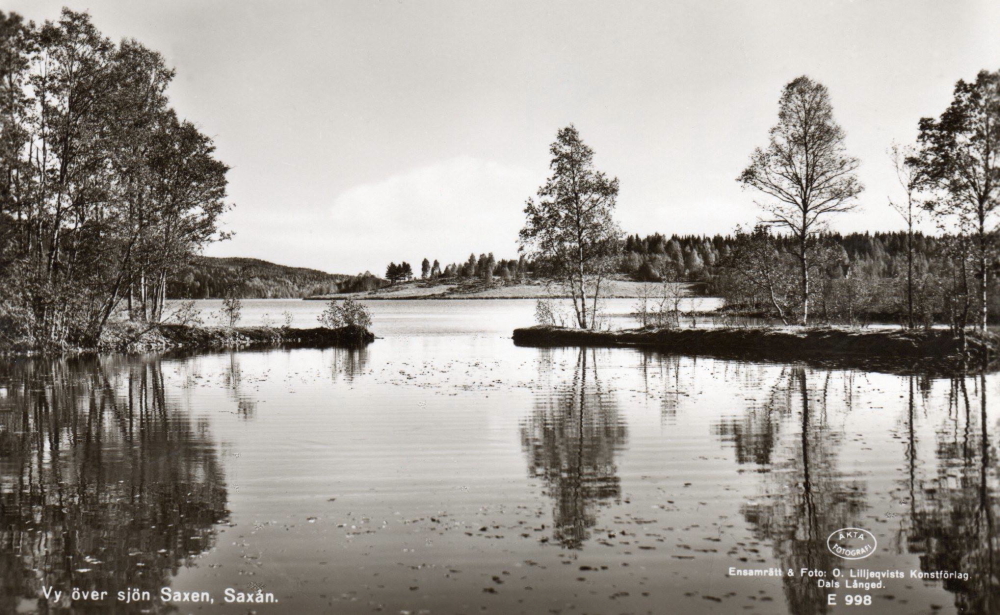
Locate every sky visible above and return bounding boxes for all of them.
[8,0,1000,275]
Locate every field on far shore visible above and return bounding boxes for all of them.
[309,278,700,300]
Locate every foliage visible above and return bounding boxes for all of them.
[410,254,529,282]
[385,262,413,284]
[219,297,242,328]
[337,272,389,294]
[719,225,820,324]
[519,125,623,329]
[737,76,863,324]
[0,9,229,349]
[633,280,685,329]
[318,298,372,329]
[168,256,349,298]
[910,69,1000,330]
[166,300,204,327]
[534,299,569,327]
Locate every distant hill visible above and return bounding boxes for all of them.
[167,256,351,299]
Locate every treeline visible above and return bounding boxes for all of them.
[381,254,533,286]
[718,71,1000,331]
[0,9,229,349]
[386,231,958,289]
[624,229,1000,326]
[167,257,351,299]
[620,231,949,286]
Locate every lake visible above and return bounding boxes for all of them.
[1,299,996,614]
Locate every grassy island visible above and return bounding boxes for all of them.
[513,325,999,374]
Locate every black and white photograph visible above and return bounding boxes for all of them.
[1,1,1000,613]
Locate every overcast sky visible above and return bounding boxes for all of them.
[8,1,1000,274]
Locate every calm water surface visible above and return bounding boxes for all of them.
[1,300,998,614]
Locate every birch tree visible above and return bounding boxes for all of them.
[0,8,229,348]
[888,143,922,328]
[519,125,622,329]
[738,76,863,325]
[909,69,1000,331]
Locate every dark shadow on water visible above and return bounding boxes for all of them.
[520,348,629,549]
[906,372,1000,614]
[0,356,228,613]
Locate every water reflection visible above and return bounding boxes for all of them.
[726,367,868,614]
[520,349,628,549]
[638,351,685,420]
[706,363,1000,614]
[330,346,369,383]
[6,323,1000,614]
[712,366,793,468]
[908,373,1000,613]
[223,352,257,419]
[0,357,228,613]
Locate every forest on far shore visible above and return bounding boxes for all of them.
[170,229,977,316]
[167,257,350,299]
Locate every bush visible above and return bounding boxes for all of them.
[0,300,35,350]
[534,299,569,327]
[318,298,372,329]
[167,300,204,327]
[219,297,242,327]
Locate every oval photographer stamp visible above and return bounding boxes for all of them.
[827,528,877,560]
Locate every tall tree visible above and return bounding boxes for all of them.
[888,142,922,328]
[519,125,622,329]
[910,69,1000,331]
[0,9,230,348]
[420,257,430,279]
[738,76,863,325]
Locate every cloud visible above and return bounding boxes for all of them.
[328,157,537,272]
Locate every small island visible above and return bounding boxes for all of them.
[513,325,998,374]
[132,323,374,353]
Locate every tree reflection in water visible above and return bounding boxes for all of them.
[722,367,868,615]
[712,365,794,468]
[330,346,369,383]
[637,351,685,421]
[223,352,257,420]
[520,349,628,549]
[0,357,228,613]
[906,372,1000,614]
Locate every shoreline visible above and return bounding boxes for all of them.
[512,325,999,374]
[150,323,375,352]
[302,279,706,302]
[301,294,697,301]
[1,324,375,357]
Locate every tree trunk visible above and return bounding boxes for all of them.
[590,275,603,329]
[980,218,988,331]
[799,232,809,326]
[158,272,166,322]
[577,251,588,330]
[907,218,914,329]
